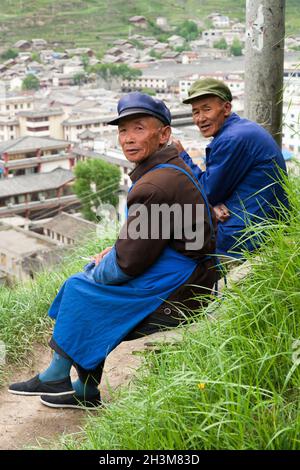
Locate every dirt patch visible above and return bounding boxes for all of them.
[0,331,179,450]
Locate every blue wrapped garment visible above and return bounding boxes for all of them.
[49,246,198,369]
[48,163,212,370]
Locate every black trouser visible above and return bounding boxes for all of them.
[49,309,185,387]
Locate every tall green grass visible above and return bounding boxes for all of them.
[61,173,300,450]
[0,236,114,385]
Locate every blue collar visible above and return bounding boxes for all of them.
[207,113,240,149]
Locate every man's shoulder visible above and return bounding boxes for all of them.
[217,114,269,143]
[130,157,197,199]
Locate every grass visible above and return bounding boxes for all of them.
[0,0,298,51]
[0,165,299,449]
[57,171,300,450]
[0,235,114,386]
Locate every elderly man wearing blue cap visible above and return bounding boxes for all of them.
[9,92,217,409]
[174,78,288,260]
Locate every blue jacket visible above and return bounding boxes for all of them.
[180,113,288,257]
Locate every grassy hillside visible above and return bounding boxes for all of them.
[0,0,298,52]
[60,171,300,450]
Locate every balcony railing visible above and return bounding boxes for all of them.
[3,153,70,170]
[0,194,79,215]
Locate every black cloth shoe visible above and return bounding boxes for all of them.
[8,374,74,396]
[40,392,102,409]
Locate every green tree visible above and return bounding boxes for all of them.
[81,54,90,70]
[230,37,243,56]
[213,38,228,50]
[141,87,156,96]
[89,63,141,82]
[1,48,18,61]
[73,72,88,85]
[31,51,41,62]
[149,49,162,59]
[176,20,199,41]
[73,159,121,222]
[22,74,40,90]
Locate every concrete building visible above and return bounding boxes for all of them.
[179,72,244,100]
[121,76,169,93]
[282,89,300,156]
[0,95,34,115]
[0,116,19,141]
[41,212,97,245]
[62,114,113,143]
[18,108,65,139]
[0,136,72,177]
[0,223,62,283]
[0,167,77,218]
[129,16,148,29]
[210,14,230,28]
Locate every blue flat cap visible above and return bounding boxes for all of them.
[108,92,171,126]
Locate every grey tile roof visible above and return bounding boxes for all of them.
[0,168,74,198]
[0,136,69,155]
[42,212,96,240]
[17,108,64,118]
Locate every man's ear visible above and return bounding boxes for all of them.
[224,102,232,117]
[159,126,172,145]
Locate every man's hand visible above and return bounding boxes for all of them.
[172,138,185,154]
[213,204,230,223]
[92,246,113,266]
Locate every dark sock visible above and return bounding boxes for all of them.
[72,378,99,398]
[39,351,72,382]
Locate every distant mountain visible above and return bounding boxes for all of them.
[0,0,298,52]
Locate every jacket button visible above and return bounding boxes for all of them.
[164,307,172,315]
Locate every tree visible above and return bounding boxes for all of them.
[1,48,18,61]
[89,63,142,81]
[22,74,40,90]
[230,37,243,56]
[149,49,162,59]
[213,38,228,50]
[31,51,41,62]
[141,87,156,96]
[73,159,121,222]
[81,54,90,70]
[176,20,199,41]
[73,72,88,85]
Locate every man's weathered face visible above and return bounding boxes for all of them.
[191,95,232,138]
[118,115,171,164]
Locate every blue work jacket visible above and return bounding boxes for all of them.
[180,113,288,257]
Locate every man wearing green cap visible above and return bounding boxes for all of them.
[174,77,287,258]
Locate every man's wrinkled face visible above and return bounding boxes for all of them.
[191,95,232,138]
[118,114,171,164]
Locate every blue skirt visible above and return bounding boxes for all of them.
[49,246,198,369]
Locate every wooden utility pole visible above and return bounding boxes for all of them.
[244,0,285,147]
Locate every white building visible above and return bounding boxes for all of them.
[121,76,168,93]
[0,116,19,141]
[0,95,34,115]
[179,73,244,100]
[211,15,230,28]
[62,114,114,143]
[202,29,224,47]
[282,79,300,156]
[0,224,60,282]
